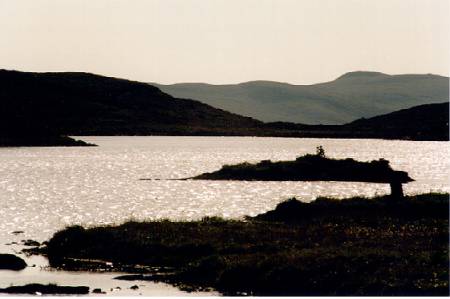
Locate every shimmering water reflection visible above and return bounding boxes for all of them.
[0,136,448,244]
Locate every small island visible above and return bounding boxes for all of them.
[192,147,413,197]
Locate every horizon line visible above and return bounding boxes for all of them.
[1,67,448,87]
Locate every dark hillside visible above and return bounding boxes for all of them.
[0,70,447,144]
[0,69,264,140]
[346,102,449,140]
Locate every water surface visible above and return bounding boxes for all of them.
[1,136,448,241]
[0,136,448,294]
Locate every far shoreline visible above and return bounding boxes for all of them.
[0,136,96,147]
[71,135,450,142]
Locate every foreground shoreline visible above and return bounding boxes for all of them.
[24,193,449,296]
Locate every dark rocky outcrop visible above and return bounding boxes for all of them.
[0,254,27,270]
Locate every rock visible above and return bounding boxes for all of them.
[92,288,105,294]
[0,254,27,270]
[11,231,24,235]
[130,285,139,290]
[114,274,146,280]
[22,239,40,247]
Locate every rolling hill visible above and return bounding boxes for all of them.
[344,102,449,140]
[153,71,449,124]
[260,102,449,141]
[0,69,265,145]
[0,69,447,145]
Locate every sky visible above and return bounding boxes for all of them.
[0,0,449,84]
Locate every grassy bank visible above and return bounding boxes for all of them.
[42,193,449,296]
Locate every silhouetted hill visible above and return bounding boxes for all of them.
[0,69,265,144]
[345,102,449,140]
[0,70,447,144]
[259,102,449,141]
[153,72,449,124]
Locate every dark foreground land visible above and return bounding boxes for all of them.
[38,193,449,296]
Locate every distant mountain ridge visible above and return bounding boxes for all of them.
[153,71,449,124]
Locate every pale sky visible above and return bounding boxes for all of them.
[0,0,449,84]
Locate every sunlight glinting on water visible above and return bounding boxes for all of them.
[0,136,448,244]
